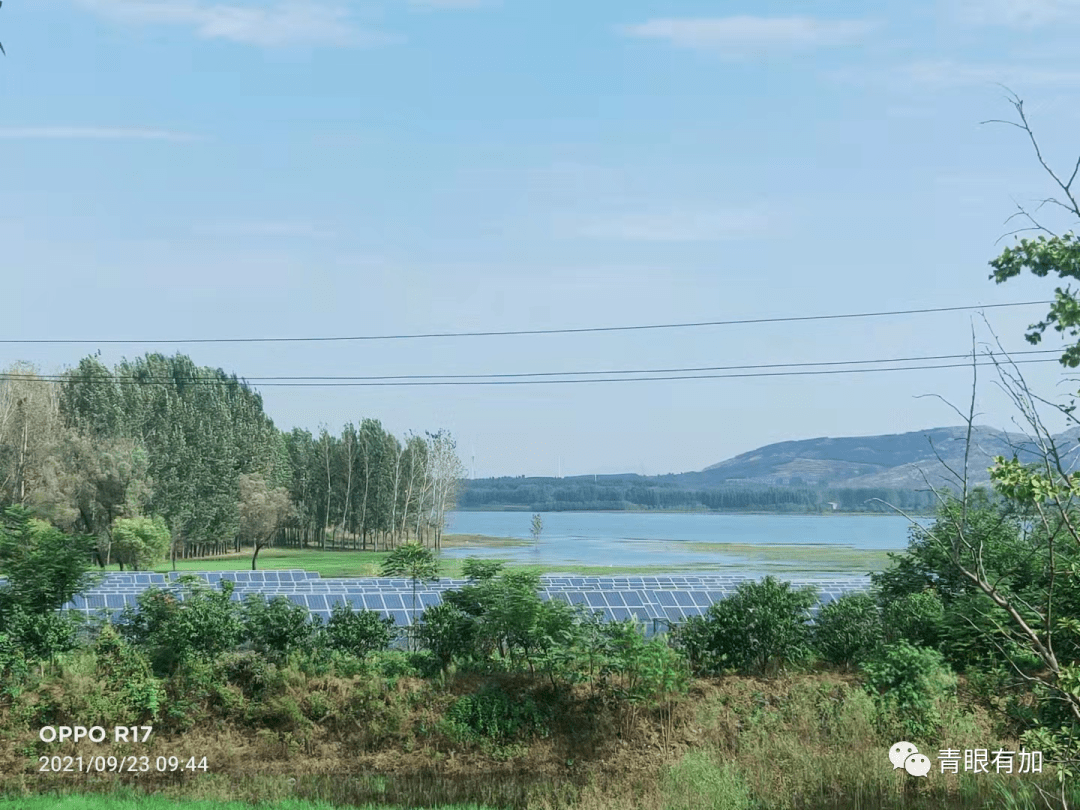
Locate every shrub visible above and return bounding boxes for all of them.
[93,624,163,721]
[0,632,28,699]
[675,576,817,676]
[461,557,505,581]
[443,685,552,744]
[1,607,81,662]
[0,506,99,615]
[858,641,957,739]
[416,601,477,667]
[110,516,171,571]
[813,592,883,666]
[882,590,945,650]
[243,594,318,659]
[119,578,244,674]
[214,650,273,700]
[321,603,397,657]
[600,619,689,704]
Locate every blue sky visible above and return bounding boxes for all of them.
[2,0,1080,478]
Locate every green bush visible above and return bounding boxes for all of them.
[214,650,273,699]
[600,619,689,705]
[813,592,883,666]
[1,607,81,662]
[0,632,28,699]
[243,594,318,659]
[321,602,397,657]
[673,576,817,676]
[110,515,171,571]
[882,590,945,650]
[93,624,163,721]
[858,641,957,739]
[119,578,244,674]
[416,601,477,667]
[0,507,99,616]
[443,685,552,744]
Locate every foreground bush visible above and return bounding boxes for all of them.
[812,592,882,667]
[671,576,817,676]
[119,578,244,675]
[243,594,318,659]
[858,640,957,738]
[320,602,397,657]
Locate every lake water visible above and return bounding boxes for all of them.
[442,511,928,575]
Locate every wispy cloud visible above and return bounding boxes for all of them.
[619,16,876,57]
[898,59,1080,87]
[0,126,199,140]
[73,0,389,47]
[953,0,1080,28]
[859,59,1080,88]
[578,209,770,242]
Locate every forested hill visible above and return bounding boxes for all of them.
[460,426,1080,514]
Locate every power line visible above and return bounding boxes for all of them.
[0,348,1064,384]
[0,356,1062,387]
[0,300,1053,345]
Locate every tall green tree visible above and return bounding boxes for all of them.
[238,473,293,570]
[379,542,439,649]
[111,516,171,571]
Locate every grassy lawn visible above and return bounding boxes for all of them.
[0,797,494,810]
[671,541,892,573]
[86,534,885,578]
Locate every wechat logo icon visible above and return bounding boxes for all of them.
[889,742,931,777]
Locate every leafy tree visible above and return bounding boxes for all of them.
[111,516,171,571]
[859,641,956,739]
[461,557,504,582]
[31,429,153,566]
[238,472,293,569]
[530,513,543,547]
[882,590,945,651]
[0,505,98,616]
[242,594,317,659]
[380,542,439,648]
[0,363,64,508]
[321,602,397,657]
[812,592,883,667]
[671,576,817,676]
[119,578,244,675]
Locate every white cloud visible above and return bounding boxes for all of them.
[0,126,199,140]
[954,0,1080,27]
[73,0,388,47]
[896,59,1080,87]
[578,209,769,242]
[619,16,876,57]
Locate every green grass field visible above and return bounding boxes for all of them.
[88,533,886,578]
[0,797,495,810]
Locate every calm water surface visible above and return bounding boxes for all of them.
[443,511,928,574]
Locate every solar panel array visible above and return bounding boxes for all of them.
[50,569,872,635]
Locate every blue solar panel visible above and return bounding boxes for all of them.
[58,569,872,639]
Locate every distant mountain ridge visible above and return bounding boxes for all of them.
[680,426,1080,490]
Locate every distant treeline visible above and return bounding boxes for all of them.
[459,477,939,514]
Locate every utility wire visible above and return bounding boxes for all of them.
[0,300,1053,345]
[0,348,1064,384]
[0,357,1062,387]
